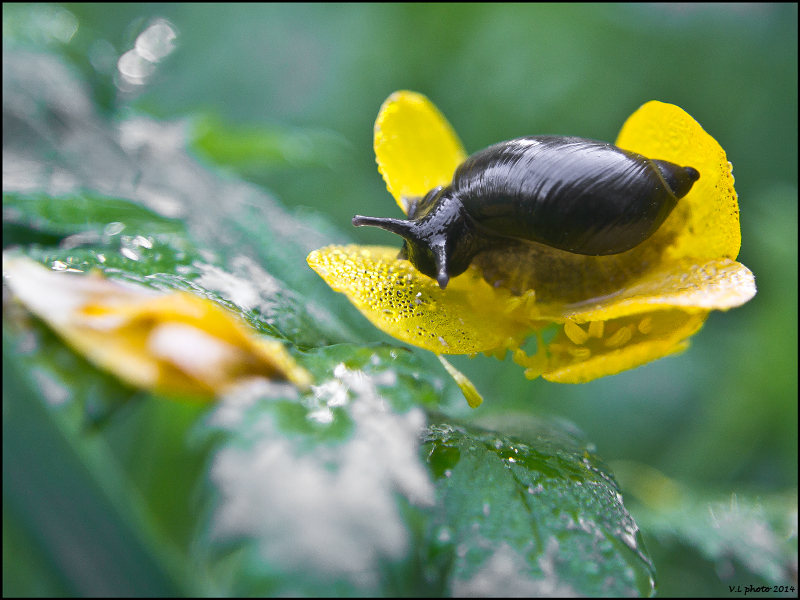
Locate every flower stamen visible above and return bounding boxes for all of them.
[564,320,590,345]
[605,325,634,348]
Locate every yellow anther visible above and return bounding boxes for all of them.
[563,320,589,345]
[637,316,653,335]
[567,346,592,360]
[588,320,605,338]
[605,325,633,348]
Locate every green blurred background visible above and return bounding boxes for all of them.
[5,3,797,595]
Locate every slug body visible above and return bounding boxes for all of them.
[353,136,700,289]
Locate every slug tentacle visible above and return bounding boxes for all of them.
[355,135,699,290]
[351,215,414,237]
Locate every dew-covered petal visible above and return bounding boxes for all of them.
[374,91,467,214]
[307,245,528,355]
[615,101,741,262]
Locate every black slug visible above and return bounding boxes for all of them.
[353,136,699,289]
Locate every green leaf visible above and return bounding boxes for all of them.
[642,492,796,589]
[3,190,187,238]
[189,346,439,596]
[421,419,656,597]
[186,348,654,596]
[3,44,658,596]
[3,333,187,596]
[190,113,351,175]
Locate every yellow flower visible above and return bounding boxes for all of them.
[4,255,312,399]
[307,91,755,404]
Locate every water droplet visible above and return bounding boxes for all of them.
[437,527,452,543]
[104,222,125,236]
[120,247,139,261]
[528,483,544,494]
[132,235,153,249]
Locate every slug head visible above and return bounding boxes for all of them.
[353,188,488,289]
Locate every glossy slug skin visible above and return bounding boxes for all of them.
[353,135,699,289]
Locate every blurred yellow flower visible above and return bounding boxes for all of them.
[307,91,756,402]
[4,255,312,399]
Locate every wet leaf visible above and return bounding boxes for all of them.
[2,44,662,597]
[421,419,656,597]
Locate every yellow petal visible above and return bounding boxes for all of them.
[3,255,312,398]
[374,91,467,214]
[542,309,708,383]
[615,101,741,261]
[307,245,528,355]
[537,258,756,323]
